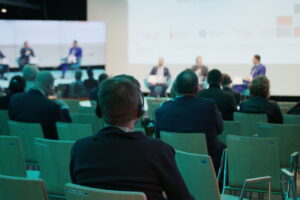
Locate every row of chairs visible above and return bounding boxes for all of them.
[161,132,298,199]
[0,175,147,200]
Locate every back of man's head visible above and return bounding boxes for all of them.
[222,73,232,86]
[75,70,82,81]
[87,68,93,79]
[207,69,222,86]
[35,71,54,95]
[98,73,109,85]
[23,64,39,81]
[174,69,198,96]
[98,77,141,126]
[114,74,141,88]
[9,75,26,93]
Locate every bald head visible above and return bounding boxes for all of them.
[174,69,199,96]
[35,71,54,95]
[158,57,165,67]
[23,65,39,81]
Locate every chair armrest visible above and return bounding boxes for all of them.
[240,176,272,200]
[281,168,297,200]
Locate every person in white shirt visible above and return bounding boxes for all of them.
[148,57,171,97]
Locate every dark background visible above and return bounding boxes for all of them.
[0,0,86,20]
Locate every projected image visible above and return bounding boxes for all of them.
[0,20,106,68]
[128,0,300,64]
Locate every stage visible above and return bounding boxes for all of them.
[0,69,106,89]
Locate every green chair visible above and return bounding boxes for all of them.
[233,112,267,136]
[0,109,9,135]
[65,183,146,200]
[0,175,48,200]
[219,121,242,144]
[146,97,169,121]
[0,136,26,177]
[257,123,300,168]
[60,99,80,113]
[56,122,94,141]
[35,138,74,196]
[283,114,300,125]
[8,120,44,164]
[70,113,103,134]
[175,150,270,200]
[223,135,294,198]
[160,131,207,154]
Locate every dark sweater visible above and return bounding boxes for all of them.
[240,96,283,124]
[70,127,194,200]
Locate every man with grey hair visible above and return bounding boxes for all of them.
[70,76,194,200]
[8,71,71,139]
[22,64,39,91]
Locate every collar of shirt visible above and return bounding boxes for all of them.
[104,123,135,133]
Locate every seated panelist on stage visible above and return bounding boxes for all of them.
[19,41,35,69]
[8,71,72,140]
[70,76,194,200]
[147,57,171,97]
[191,56,208,83]
[60,40,83,78]
[245,54,266,82]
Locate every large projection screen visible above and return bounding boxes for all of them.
[0,20,106,68]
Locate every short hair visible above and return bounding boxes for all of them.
[98,73,109,85]
[222,73,232,86]
[75,70,82,81]
[98,78,141,125]
[207,69,222,86]
[250,75,270,98]
[114,74,141,88]
[9,75,26,93]
[254,54,261,61]
[174,69,198,95]
[73,40,78,44]
[87,68,94,78]
[23,64,39,81]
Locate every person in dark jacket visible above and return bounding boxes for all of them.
[240,75,283,123]
[19,41,35,69]
[155,69,225,172]
[198,69,237,120]
[222,73,241,105]
[148,57,171,97]
[70,76,194,200]
[8,71,72,139]
[0,75,26,110]
[83,68,98,95]
[89,73,108,101]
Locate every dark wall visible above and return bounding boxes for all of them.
[0,0,86,20]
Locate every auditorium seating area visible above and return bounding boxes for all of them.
[0,95,300,199]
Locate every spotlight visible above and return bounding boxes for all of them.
[1,8,7,13]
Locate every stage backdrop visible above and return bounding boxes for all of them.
[88,0,300,96]
[0,20,106,68]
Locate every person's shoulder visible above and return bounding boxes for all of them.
[144,137,175,155]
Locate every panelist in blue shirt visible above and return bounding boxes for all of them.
[60,40,83,78]
[250,54,266,79]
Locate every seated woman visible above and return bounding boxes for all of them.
[240,75,283,124]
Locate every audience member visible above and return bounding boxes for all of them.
[8,71,72,139]
[155,69,225,172]
[148,57,171,97]
[198,69,237,120]
[67,70,86,98]
[222,73,241,105]
[240,76,283,123]
[0,75,25,110]
[83,68,98,95]
[89,73,108,101]
[23,64,39,91]
[70,76,194,200]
